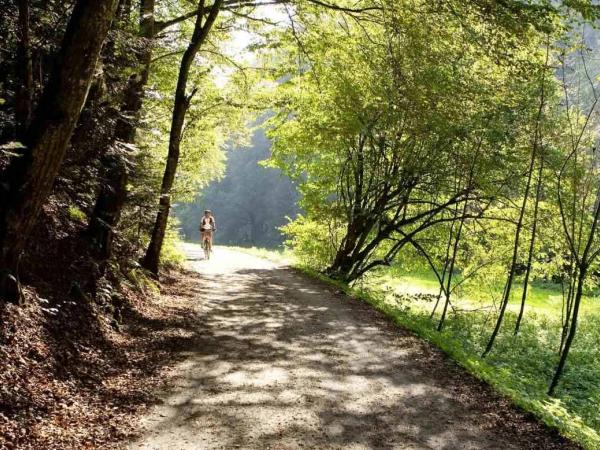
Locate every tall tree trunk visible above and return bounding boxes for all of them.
[514,45,549,335]
[434,146,479,327]
[550,181,600,393]
[548,265,585,395]
[514,151,544,334]
[0,0,119,303]
[482,118,540,357]
[326,223,368,280]
[430,229,453,319]
[88,154,129,260]
[15,0,34,139]
[430,200,460,319]
[437,200,468,331]
[482,178,534,355]
[142,0,222,275]
[559,269,576,354]
[87,0,155,258]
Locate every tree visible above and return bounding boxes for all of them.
[139,0,384,274]
[483,47,552,355]
[87,0,158,260]
[514,42,551,335]
[269,0,548,282]
[548,44,600,394]
[142,0,223,274]
[15,0,33,139]
[0,0,120,302]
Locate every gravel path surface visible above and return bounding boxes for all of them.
[127,244,575,450]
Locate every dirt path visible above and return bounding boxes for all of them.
[128,244,574,450]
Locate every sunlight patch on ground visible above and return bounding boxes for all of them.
[222,366,290,388]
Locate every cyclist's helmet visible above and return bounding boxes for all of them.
[204,209,212,214]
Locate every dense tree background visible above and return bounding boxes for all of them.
[175,123,301,248]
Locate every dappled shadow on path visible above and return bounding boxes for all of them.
[128,248,574,450]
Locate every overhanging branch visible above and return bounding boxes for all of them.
[154,0,382,34]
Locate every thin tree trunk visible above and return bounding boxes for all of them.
[483,129,539,357]
[142,0,222,274]
[548,265,585,395]
[514,152,544,334]
[551,187,600,393]
[548,47,600,393]
[88,154,128,259]
[515,45,549,334]
[0,0,119,303]
[436,144,481,328]
[430,205,459,319]
[430,236,452,319]
[559,270,576,354]
[551,176,600,392]
[437,200,467,331]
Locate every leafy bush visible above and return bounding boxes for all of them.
[67,205,87,223]
[280,215,342,270]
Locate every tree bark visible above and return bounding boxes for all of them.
[559,269,576,354]
[550,182,600,393]
[0,0,120,303]
[88,153,128,259]
[326,221,370,280]
[87,0,155,257]
[514,151,544,334]
[430,209,458,319]
[548,265,585,395]
[514,45,549,335]
[142,0,222,275]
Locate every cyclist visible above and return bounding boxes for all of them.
[199,210,216,258]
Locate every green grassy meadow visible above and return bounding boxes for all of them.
[376,267,600,317]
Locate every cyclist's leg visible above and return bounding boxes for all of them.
[201,232,208,255]
[203,233,210,259]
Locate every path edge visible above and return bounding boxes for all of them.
[287,264,593,450]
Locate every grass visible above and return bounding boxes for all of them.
[376,266,600,316]
[229,246,600,450]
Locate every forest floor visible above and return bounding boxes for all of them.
[127,244,575,450]
[0,258,216,449]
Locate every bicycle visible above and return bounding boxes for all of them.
[201,227,215,260]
